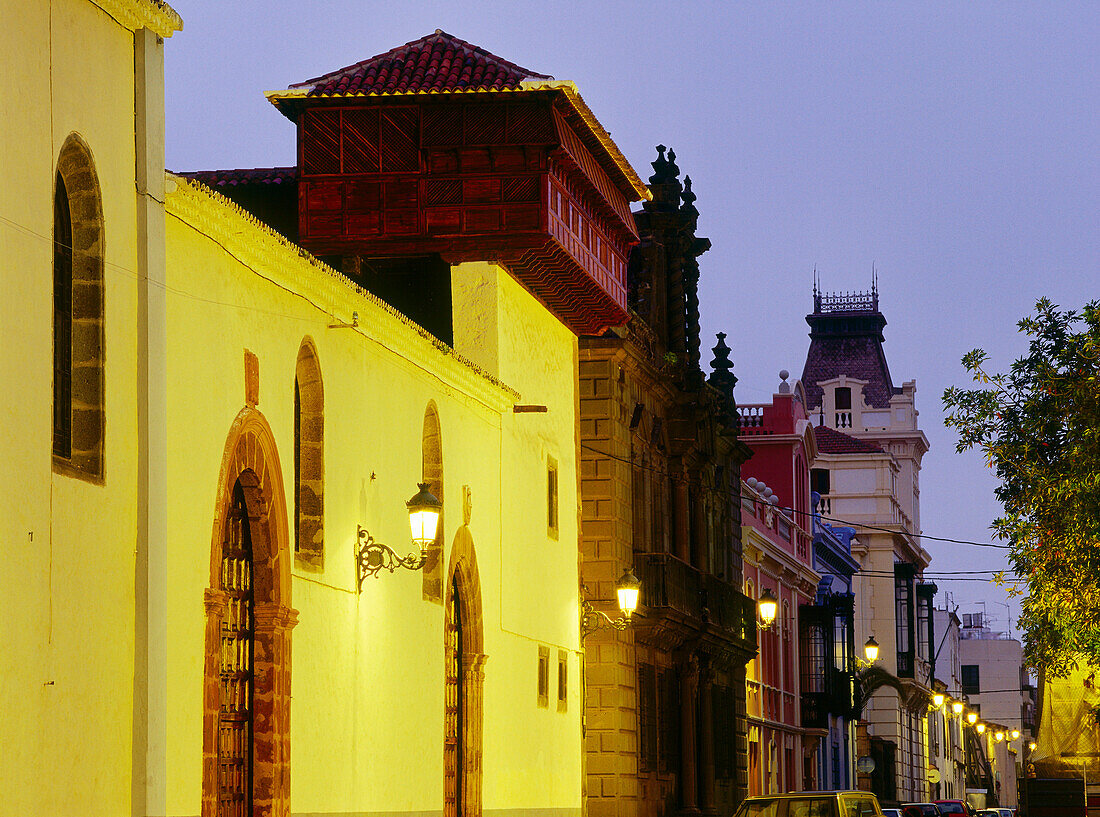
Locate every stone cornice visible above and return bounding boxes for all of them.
[165,173,519,413]
[92,0,183,37]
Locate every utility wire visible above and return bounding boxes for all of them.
[579,441,1013,552]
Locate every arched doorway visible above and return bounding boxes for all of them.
[445,528,486,817]
[203,409,297,817]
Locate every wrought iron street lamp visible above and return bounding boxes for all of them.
[1011,729,1021,740]
[933,693,945,708]
[976,723,986,734]
[758,588,778,629]
[864,635,880,663]
[952,700,965,716]
[582,568,640,639]
[356,482,442,591]
[995,731,1005,742]
[967,711,979,725]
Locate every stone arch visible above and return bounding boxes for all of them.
[444,527,486,817]
[294,337,324,568]
[53,132,105,481]
[203,407,297,817]
[422,401,444,602]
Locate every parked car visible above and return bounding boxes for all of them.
[883,810,903,817]
[976,810,1000,817]
[936,801,976,817]
[903,804,944,817]
[997,809,1013,817]
[733,791,885,817]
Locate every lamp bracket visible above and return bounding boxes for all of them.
[580,596,630,640]
[356,526,426,592]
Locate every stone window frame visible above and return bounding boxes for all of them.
[294,338,324,568]
[422,402,444,602]
[52,133,105,483]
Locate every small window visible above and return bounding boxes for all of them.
[835,387,852,410]
[961,664,980,695]
[557,650,568,710]
[547,457,559,538]
[537,645,550,707]
[810,468,830,495]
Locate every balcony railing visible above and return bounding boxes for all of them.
[635,552,756,648]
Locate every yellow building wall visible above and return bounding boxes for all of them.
[1,1,176,814]
[165,180,583,816]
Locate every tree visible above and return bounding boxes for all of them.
[943,298,1100,676]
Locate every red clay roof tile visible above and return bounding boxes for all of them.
[812,425,885,454]
[291,30,552,98]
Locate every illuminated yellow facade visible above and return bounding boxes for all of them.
[1,1,180,814]
[4,2,614,815]
[164,178,586,816]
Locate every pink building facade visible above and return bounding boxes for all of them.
[738,374,823,793]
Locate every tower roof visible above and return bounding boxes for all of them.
[285,29,552,98]
[800,282,897,409]
[264,30,649,202]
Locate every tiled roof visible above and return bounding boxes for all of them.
[802,334,896,409]
[176,167,297,188]
[813,425,885,454]
[289,30,553,97]
[801,292,896,409]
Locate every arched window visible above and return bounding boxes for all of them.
[294,339,324,567]
[53,134,104,480]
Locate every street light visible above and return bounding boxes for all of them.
[1011,729,1021,740]
[967,711,978,725]
[864,635,880,663]
[996,731,1005,742]
[1029,741,1037,751]
[976,723,986,734]
[952,700,965,716]
[355,482,442,590]
[758,588,778,628]
[933,693,945,708]
[581,568,641,639]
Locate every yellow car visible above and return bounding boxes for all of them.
[734,792,886,817]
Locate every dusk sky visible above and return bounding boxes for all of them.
[164,1,1098,639]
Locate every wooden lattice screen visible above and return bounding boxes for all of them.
[218,483,254,817]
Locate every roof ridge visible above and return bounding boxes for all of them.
[291,29,551,91]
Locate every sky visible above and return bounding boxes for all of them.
[163,1,1099,638]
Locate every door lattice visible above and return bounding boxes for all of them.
[219,483,254,817]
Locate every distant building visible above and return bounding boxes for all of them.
[959,613,1032,741]
[738,373,831,794]
[800,282,935,805]
[931,607,967,801]
[809,507,861,791]
[958,612,1032,807]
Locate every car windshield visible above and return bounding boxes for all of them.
[937,805,964,814]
